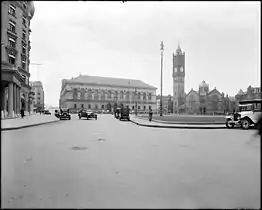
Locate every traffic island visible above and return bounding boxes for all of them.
[130,116,227,129]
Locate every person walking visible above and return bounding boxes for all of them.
[149,107,153,122]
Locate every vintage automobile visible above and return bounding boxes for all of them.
[54,110,60,118]
[78,109,97,120]
[114,108,121,119]
[43,110,51,115]
[59,108,71,120]
[119,107,130,121]
[226,99,262,130]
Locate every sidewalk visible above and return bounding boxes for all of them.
[1,114,60,131]
[130,116,226,129]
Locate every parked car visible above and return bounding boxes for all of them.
[59,108,71,120]
[226,99,261,129]
[119,107,130,121]
[44,110,51,115]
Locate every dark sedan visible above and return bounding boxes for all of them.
[78,110,97,120]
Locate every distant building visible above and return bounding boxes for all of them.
[185,81,235,114]
[30,81,44,111]
[235,86,261,109]
[156,94,173,114]
[59,75,157,113]
[1,1,35,118]
[172,44,237,115]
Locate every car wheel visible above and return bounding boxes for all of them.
[241,119,250,130]
[226,119,234,128]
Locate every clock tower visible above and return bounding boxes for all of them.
[173,44,185,113]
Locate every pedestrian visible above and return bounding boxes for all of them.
[20,108,25,118]
[149,107,153,122]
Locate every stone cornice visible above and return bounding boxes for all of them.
[18,67,30,77]
[14,1,30,19]
[64,81,157,91]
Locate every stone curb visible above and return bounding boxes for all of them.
[129,119,227,129]
[135,116,225,125]
[1,119,61,131]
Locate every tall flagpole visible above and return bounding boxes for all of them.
[160,41,164,117]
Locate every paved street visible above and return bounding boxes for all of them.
[1,114,260,208]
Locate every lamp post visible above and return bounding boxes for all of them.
[160,41,164,117]
[135,87,138,116]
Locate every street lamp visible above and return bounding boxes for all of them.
[135,87,138,116]
[160,41,164,117]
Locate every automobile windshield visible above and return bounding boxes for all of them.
[239,104,253,112]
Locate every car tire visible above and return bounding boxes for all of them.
[241,119,250,130]
[226,119,234,128]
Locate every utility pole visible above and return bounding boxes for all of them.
[160,41,164,117]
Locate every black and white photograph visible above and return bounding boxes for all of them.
[1,1,261,208]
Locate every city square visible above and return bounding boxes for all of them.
[2,114,260,208]
[1,1,260,209]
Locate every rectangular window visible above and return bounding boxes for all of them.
[22,62,26,69]
[148,93,152,100]
[37,97,40,100]
[84,92,88,100]
[74,104,77,108]
[9,4,16,16]
[23,2,27,9]
[38,92,40,95]
[9,21,16,33]
[138,106,140,110]
[23,16,26,26]
[22,46,26,54]
[77,92,80,99]
[149,106,151,109]
[22,30,26,40]
[8,37,15,48]
[81,104,84,108]
[8,54,15,65]
[102,105,104,109]
[144,106,146,110]
[132,106,134,110]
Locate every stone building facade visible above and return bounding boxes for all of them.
[29,81,44,111]
[172,44,239,115]
[156,94,173,114]
[185,81,236,114]
[1,1,35,118]
[60,75,157,113]
[235,86,261,109]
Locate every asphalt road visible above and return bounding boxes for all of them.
[1,114,260,208]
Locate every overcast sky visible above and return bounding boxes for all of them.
[29,1,260,106]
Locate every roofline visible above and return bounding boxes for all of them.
[63,80,158,90]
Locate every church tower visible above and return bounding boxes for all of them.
[173,45,185,113]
